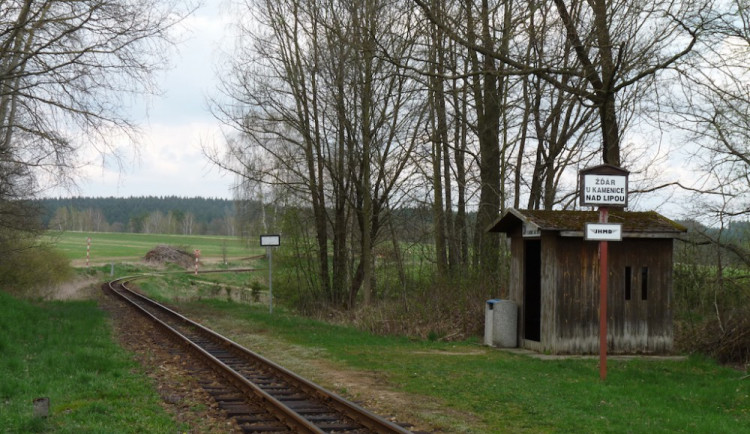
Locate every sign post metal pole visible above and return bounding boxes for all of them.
[580,164,629,381]
[267,246,273,314]
[260,235,281,314]
[599,207,609,381]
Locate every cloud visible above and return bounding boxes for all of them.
[93,121,232,198]
[44,1,236,199]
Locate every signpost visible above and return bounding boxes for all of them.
[579,165,629,381]
[260,234,281,313]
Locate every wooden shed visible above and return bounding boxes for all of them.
[488,208,687,355]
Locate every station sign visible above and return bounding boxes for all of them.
[260,234,281,246]
[581,174,627,206]
[579,164,629,207]
[585,223,622,241]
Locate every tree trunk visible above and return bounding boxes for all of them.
[453,70,469,266]
[429,15,448,276]
[357,0,376,306]
[552,0,621,166]
[470,0,503,281]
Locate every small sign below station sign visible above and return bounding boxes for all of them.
[585,223,622,241]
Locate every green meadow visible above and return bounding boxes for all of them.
[1,231,747,432]
[173,299,750,433]
[48,231,262,264]
[0,292,179,433]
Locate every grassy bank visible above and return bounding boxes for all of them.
[0,291,178,433]
[175,298,749,433]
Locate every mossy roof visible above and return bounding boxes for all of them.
[488,208,687,235]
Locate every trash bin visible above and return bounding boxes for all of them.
[485,299,517,348]
[484,299,500,345]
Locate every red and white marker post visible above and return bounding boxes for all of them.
[86,237,91,268]
[194,249,201,275]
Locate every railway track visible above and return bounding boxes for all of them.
[105,279,412,434]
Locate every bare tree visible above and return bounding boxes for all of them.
[660,1,750,223]
[413,0,711,164]
[209,0,425,307]
[0,0,192,249]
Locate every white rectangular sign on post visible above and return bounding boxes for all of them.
[522,222,541,238]
[581,174,628,207]
[259,234,281,314]
[585,223,623,241]
[260,234,281,246]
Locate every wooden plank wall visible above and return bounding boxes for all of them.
[550,236,674,354]
[551,235,602,354]
[608,238,674,354]
[510,232,674,354]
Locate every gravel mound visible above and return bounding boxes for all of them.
[144,245,195,268]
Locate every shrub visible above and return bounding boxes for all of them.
[326,272,496,341]
[0,240,73,297]
[249,280,264,302]
[674,262,750,367]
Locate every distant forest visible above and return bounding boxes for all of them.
[34,196,446,243]
[36,197,241,236]
[37,196,747,250]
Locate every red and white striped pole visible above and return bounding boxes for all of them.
[194,249,200,275]
[86,237,91,268]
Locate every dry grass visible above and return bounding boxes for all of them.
[676,307,750,368]
[326,280,493,341]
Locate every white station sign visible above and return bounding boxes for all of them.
[581,174,628,206]
[260,234,281,246]
[585,223,622,241]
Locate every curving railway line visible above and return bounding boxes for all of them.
[105,278,413,434]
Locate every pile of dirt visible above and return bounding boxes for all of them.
[144,245,195,269]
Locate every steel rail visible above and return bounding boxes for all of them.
[106,277,411,434]
[109,280,317,432]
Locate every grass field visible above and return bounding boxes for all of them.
[170,299,750,433]
[47,231,262,264]
[0,291,180,432]
[10,231,747,432]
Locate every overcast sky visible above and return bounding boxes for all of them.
[47,2,691,220]
[50,1,235,199]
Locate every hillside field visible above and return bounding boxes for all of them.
[48,231,262,265]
